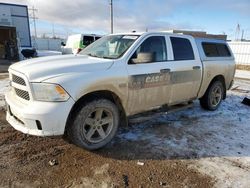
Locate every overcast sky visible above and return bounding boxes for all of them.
[1,0,250,39]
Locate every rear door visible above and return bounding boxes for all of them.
[167,36,202,104]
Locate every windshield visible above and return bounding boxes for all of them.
[80,35,140,59]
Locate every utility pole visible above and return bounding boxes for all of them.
[235,23,240,41]
[29,6,38,38]
[241,30,244,41]
[52,23,55,38]
[110,0,113,34]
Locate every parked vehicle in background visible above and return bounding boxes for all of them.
[61,34,102,54]
[5,32,235,150]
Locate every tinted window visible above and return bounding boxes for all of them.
[202,43,218,57]
[132,36,167,63]
[83,36,94,46]
[216,44,231,56]
[202,42,231,57]
[170,37,194,60]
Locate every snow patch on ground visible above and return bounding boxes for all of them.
[235,70,250,80]
[0,78,9,109]
[192,157,250,188]
[37,50,62,57]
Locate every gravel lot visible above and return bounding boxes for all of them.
[0,74,249,188]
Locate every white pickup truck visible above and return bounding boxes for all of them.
[5,32,235,150]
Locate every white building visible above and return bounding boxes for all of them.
[0,3,31,60]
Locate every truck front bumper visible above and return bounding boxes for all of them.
[5,91,75,136]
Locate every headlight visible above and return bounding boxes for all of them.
[31,83,70,102]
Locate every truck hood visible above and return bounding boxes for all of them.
[9,54,114,82]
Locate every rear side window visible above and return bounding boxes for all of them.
[170,37,194,61]
[202,42,231,57]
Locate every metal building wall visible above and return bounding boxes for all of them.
[228,42,250,65]
[0,3,31,48]
[32,38,64,51]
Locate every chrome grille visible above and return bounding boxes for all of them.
[10,73,30,101]
[12,74,26,86]
[14,88,30,101]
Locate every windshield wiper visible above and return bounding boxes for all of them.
[102,56,116,59]
[86,53,116,59]
[86,53,99,58]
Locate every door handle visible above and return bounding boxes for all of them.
[160,69,171,73]
[193,66,201,70]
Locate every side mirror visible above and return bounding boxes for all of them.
[131,52,155,64]
[61,42,66,46]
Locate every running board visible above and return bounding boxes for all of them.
[128,102,193,124]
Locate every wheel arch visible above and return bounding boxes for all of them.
[65,90,127,133]
[201,75,226,100]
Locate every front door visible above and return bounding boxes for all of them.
[126,35,171,115]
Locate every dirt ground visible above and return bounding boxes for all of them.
[0,110,213,188]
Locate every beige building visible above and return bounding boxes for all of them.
[167,30,227,40]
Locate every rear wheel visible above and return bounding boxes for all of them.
[67,99,119,150]
[200,81,224,111]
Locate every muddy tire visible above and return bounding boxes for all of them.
[67,99,119,150]
[199,81,224,111]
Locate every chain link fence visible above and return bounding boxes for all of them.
[228,42,250,66]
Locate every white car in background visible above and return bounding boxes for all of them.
[61,34,102,54]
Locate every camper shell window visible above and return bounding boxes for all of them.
[202,42,231,57]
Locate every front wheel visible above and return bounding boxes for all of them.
[67,99,119,150]
[200,81,224,111]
